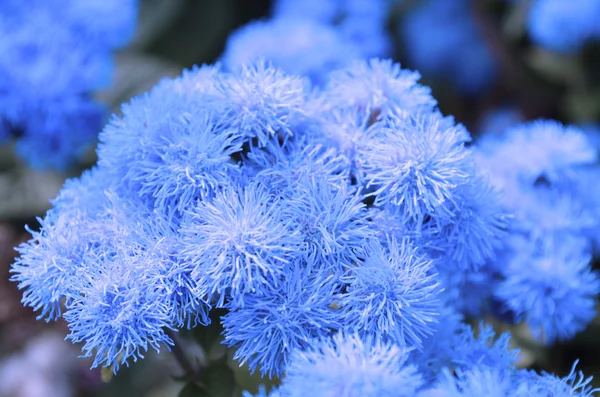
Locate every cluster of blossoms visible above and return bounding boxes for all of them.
[11,55,600,395]
[3,0,598,172]
[0,0,138,169]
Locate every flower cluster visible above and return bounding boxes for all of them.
[11,56,600,395]
[0,0,138,169]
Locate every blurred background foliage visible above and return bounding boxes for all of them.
[0,0,599,396]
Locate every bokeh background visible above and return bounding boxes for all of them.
[0,0,599,396]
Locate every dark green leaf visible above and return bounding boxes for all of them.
[192,309,228,360]
[179,382,210,397]
[204,360,236,397]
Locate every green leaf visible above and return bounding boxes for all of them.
[130,0,186,50]
[192,309,228,362]
[95,52,180,113]
[204,360,236,397]
[527,48,584,86]
[179,382,210,397]
[227,350,281,396]
[563,89,600,122]
[0,168,64,221]
[501,0,530,40]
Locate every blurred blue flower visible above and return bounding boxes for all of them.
[400,0,498,94]
[528,0,600,52]
[222,19,360,85]
[217,61,310,146]
[272,0,392,59]
[495,236,599,343]
[422,366,513,397]
[225,0,391,84]
[0,0,138,169]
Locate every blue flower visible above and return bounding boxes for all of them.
[243,385,281,397]
[11,168,121,320]
[281,333,423,397]
[222,266,342,378]
[0,0,137,169]
[13,99,104,170]
[424,361,600,397]
[281,177,375,271]
[361,111,471,221]
[58,0,138,48]
[340,237,441,348]
[477,107,524,137]
[272,0,391,59]
[245,135,351,194]
[222,19,360,85]
[454,323,520,372]
[516,361,600,397]
[98,81,243,218]
[179,182,302,307]
[426,174,510,270]
[272,0,339,23]
[63,265,174,373]
[527,0,600,52]
[321,59,437,116]
[495,235,599,343]
[226,0,391,84]
[217,61,310,146]
[477,120,597,191]
[423,366,513,397]
[400,0,497,94]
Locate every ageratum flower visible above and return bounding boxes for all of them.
[400,0,497,94]
[245,136,351,194]
[321,59,437,116]
[272,0,392,59]
[340,238,440,347]
[63,264,174,373]
[216,61,310,146]
[424,361,599,397]
[281,177,375,271]
[495,236,600,343]
[361,110,471,222]
[97,79,243,218]
[222,19,360,85]
[282,333,423,397]
[179,182,303,307]
[527,0,600,52]
[222,266,342,378]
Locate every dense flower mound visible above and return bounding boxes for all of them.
[0,0,138,169]
[11,59,600,394]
